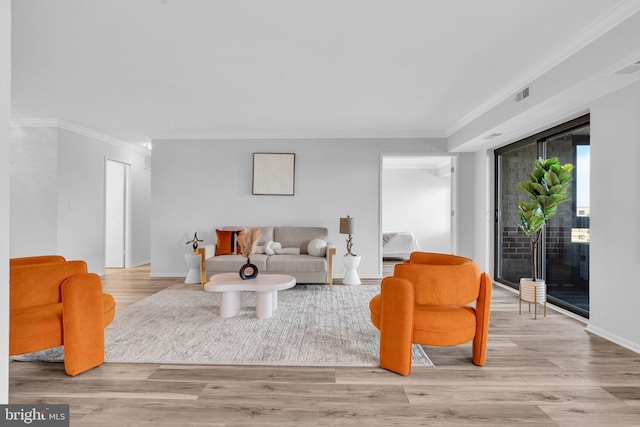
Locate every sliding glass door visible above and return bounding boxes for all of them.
[495,115,590,317]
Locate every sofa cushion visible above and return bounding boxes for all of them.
[222,226,274,246]
[207,254,269,272]
[274,227,328,254]
[275,247,301,255]
[215,229,240,256]
[267,254,327,273]
[256,227,275,245]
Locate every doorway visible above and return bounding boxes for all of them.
[381,154,455,263]
[105,159,130,268]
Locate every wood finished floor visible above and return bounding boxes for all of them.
[9,264,640,426]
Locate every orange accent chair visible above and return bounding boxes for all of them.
[9,254,66,267]
[9,256,116,376]
[370,252,492,376]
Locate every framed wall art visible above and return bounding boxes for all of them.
[252,153,296,195]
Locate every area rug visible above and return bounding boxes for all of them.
[14,283,433,367]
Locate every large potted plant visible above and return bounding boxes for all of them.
[516,157,573,317]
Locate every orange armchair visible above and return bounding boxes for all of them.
[9,254,66,267]
[10,256,116,376]
[370,252,492,376]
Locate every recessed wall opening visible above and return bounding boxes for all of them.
[381,154,456,265]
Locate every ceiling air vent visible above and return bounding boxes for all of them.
[514,86,530,102]
[485,132,503,140]
[613,60,640,75]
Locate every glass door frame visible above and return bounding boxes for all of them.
[494,114,590,317]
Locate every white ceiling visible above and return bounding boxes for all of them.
[10,0,640,147]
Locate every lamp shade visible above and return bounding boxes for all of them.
[339,216,356,235]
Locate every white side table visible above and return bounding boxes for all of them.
[342,255,361,285]
[184,253,202,284]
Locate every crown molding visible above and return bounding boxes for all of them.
[13,119,445,146]
[10,118,59,128]
[11,118,150,154]
[147,129,447,141]
[447,0,640,137]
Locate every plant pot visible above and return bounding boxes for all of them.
[519,278,546,318]
[239,258,258,280]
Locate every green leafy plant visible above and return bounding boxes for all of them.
[516,157,573,281]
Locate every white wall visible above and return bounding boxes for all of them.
[382,167,451,253]
[456,152,478,261]
[151,138,449,279]
[1,0,10,405]
[586,81,640,351]
[10,127,58,255]
[464,149,493,274]
[9,125,151,274]
[56,128,106,271]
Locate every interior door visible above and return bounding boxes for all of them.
[105,160,127,268]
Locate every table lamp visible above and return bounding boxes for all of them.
[339,215,357,256]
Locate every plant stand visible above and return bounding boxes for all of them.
[519,279,547,319]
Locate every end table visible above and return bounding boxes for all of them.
[184,253,202,284]
[342,254,361,285]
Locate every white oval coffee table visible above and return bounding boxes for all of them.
[204,273,296,319]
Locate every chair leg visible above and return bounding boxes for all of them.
[473,272,491,366]
[472,334,488,366]
[62,274,106,376]
[378,278,414,376]
[379,328,413,376]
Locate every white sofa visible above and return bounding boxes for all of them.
[203,226,335,284]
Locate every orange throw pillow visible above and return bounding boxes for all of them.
[215,230,240,255]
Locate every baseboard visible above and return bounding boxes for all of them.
[131,259,151,268]
[333,275,383,280]
[150,272,186,278]
[584,324,640,355]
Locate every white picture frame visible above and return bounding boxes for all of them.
[252,153,296,195]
